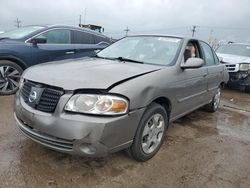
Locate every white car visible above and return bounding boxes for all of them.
[216,43,250,93]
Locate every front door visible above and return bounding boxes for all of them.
[31,29,76,65]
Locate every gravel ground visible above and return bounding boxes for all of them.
[0,89,249,188]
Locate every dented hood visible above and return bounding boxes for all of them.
[23,58,161,90]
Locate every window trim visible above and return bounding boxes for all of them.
[25,27,107,44]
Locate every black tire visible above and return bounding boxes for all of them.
[0,60,23,95]
[205,88,221,112]
[245,86,250,93]
[126,103,168,162]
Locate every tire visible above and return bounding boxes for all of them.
[126,103,168,162]
[205,87,221,112]
[245,86,250,93]
[0,60,23,95]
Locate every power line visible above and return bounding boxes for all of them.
[14,18,21,28]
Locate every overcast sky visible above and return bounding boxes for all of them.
[0,0,250,42]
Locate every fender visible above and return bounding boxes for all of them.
[0,55,28,69]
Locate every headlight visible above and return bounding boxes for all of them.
[65,94,129,115]
[239,63,250,71]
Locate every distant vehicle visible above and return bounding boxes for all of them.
[14,35,228,161]
[216,43,250,93]
[0,25,111,95]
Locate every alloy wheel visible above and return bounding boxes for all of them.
[0,65,21,93]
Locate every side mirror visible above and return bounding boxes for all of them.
[218,57,223,62]
[181,58,204,69]
[30,36,47,45]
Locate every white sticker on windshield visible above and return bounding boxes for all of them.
[158,37,181,43]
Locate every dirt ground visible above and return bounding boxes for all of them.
[0,89,249,188]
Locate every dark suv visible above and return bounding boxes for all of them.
[0,25,111,95]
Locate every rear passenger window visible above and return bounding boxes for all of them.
[72,31,94,44]
[200,42,215,66]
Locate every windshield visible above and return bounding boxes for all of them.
[216,44,250,57]
[97,36,182,66]
[0,26,45,39]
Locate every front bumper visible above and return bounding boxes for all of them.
[14,91,145,157]
[227,72,250,87]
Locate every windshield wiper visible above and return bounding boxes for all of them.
[95,55,116,60]
[115,57,144,64]
[95,55,144,64]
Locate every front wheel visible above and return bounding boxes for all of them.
[205,88,221,112]
[0,60,23,95]
[126,103,168,161]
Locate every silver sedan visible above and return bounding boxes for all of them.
[14,35,228,161]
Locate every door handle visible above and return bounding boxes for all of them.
[65,51,75,55]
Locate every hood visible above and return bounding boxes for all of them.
[23,58,161,90]
[217,53,250,64]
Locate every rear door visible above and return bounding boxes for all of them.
[72,30,109,58]
[199,41,223,98]
[31,29,76,65]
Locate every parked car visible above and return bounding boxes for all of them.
[0,25,111,95]
[216,42,250,93]
[14,35,228,161]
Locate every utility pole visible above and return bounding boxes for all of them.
[83,8,87,24]
[124,26,130,36]
[79,14,82,26]
[14,18,21,28]
[191,25,197,37]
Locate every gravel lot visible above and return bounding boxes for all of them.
[0,89,250,188]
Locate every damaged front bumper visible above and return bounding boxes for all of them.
[14,91,145,157]
[227,71,250,87]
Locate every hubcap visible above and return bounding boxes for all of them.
[0,65,21,93]
[141,113,165,154]
[213,88,221,109]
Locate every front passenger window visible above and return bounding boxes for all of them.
[38,29,71,44]
[200,42,215,66]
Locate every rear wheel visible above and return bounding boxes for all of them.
[205,87,221,112]
[0,60,23,95]
[126,103,168,161]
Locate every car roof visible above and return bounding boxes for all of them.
[124,35,205,44]
[225,42,250,46]
[20,24,108,41]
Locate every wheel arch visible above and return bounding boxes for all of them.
[150,96,172,120]
[0,56,27,70]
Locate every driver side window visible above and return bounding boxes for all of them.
[184,41,200,62]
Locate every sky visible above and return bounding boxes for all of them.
[0,0,250,42]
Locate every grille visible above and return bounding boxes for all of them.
[225,64,236,72]
[21,80,64,113]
